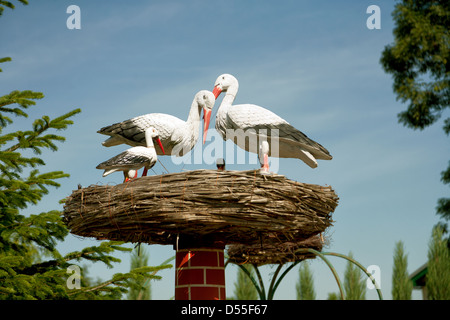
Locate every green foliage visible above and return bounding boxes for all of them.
[343,252,366,300]
[391,241,413,300]
[0,83,80,267]
[0,0,27,8]
[380,0,449,130]
[0,1,28,17]
[381,0,450,225]
[296,262,316,300]
[233,264,258,300]
[0,84,170,300]
[127,246,151,300]
[62,241,130,269]
[426,226,450,299]
[0,81,80,298]
[437,162,450,221]
[326,292,341,300]
[0,2,172,300]
[67,257,171,300]
[0,57,12,73]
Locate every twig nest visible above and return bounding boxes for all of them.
[63,169,338,246]
[226,234,324,266]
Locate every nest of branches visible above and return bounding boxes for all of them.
[226,234,324,266]
[63,169,338,246]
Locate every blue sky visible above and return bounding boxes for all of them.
[1,1,448,300]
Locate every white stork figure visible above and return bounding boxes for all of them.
[97,90,215,157]
[96,127,164,182]
[212,74,332,168]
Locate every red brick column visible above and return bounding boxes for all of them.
[175,248,226,300]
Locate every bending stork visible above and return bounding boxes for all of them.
[96,127,164,182]
[98,90,215,157]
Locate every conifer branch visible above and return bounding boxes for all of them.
[15,242,124,276]
[0,90,43,109]
[0,1,28,16]
[0,90,44,128]
[66,265,170,297]
[0,170,70,210]
[0,56,11,72]
[4,108,81,153]
[63,241,131,269]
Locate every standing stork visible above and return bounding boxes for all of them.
[211,74,332,168]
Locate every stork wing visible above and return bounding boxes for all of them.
[223,104,332,160]
[97,113,183,149]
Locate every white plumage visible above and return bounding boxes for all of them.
[212,74,332,168]
[97,90,215,157]
[96,127,162,182]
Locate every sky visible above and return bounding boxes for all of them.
[1,0,448,300]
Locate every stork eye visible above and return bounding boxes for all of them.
[203,95,207,99]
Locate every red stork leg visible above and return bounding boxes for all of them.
[262,154,270,172]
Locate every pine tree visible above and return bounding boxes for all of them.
[296,262,316,300]
[343,252,366,300]
[0,2,171,299]
[127,246,151,300]
[233,265,258,300]
[0,68,171,301]
[0,65,79,298]
[391,241,413,300]
[426,226,450,300]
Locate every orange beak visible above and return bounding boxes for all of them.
[155,137,165,155]
[203,108,212,144]
[212,85,222,99]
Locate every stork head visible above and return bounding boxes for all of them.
[196,90,216,144]
[124,169,138,182]
[145,127,165,154]
[212,74,239,99]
